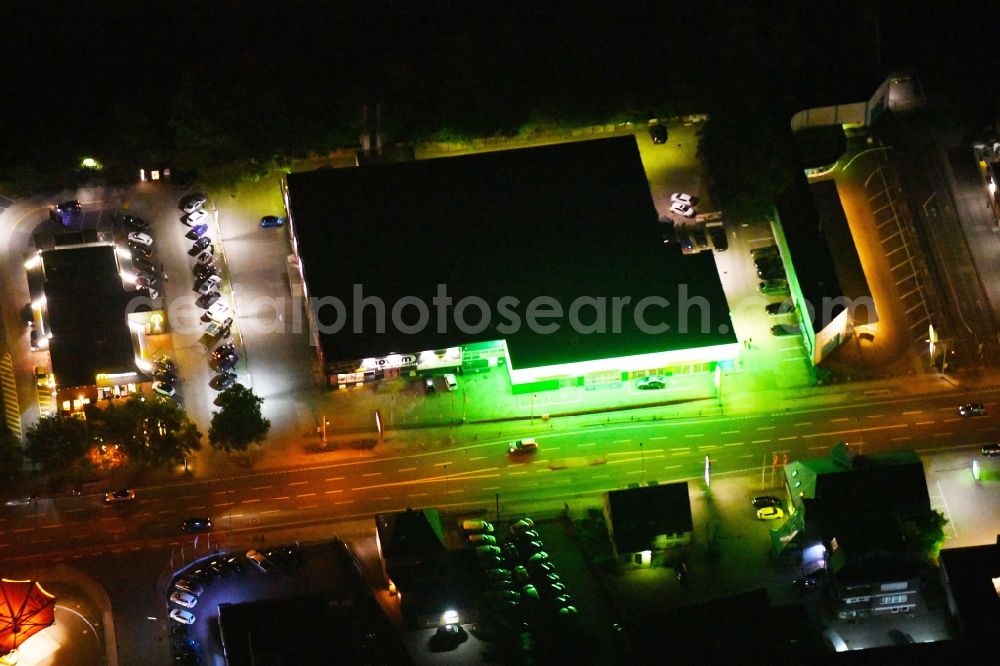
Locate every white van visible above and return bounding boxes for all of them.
[444,373,458,391]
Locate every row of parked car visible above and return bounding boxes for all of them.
[466,517,577,626]
[178,194,241,391]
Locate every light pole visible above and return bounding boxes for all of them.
[639,441,645,484]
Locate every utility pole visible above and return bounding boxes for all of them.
[640,441,645,484]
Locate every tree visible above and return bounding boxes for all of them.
[24,415,89,473]
[100,396,201,468]
[899,509,948,563]
[208,385,271,453]
[0,424,24,483]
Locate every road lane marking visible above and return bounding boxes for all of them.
[325,477,345,481]
[777,436,797,441]
[251,486,271,491]
[915,421,934,426]
[296,493,316,498]
[751,439,771,444]
[792,422,812,426]
[650,436,669,441]
[433,462,453,467]
[663,465,682,470]
[324,490,343,495]
[468,457,488,460]
[891,436,911,441]
[612,439,632,444]
[299,505,318,510]
[684,433,704,438]
[334,500,354,505]
[12,528,32,533]
[262,510,280,514]
[757,426,776,431]
[932,432,952,437]
[213,502,234,508]
[901,411,922,415]
[408,493,428,498]
[288,481,308,486]
[362,472,381,477]
[830,418,848,423]
[942,418,961,423]
[721,430,740,435]
[177,495,197,500]
[723,442,745,447]
[63,508,85,514]
[242,499,260,503]
[394,469,416,473]
[272,497,290,501]
[578,443,596,447]
[802,424,907,438]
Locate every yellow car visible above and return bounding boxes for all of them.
[756,506,784,521]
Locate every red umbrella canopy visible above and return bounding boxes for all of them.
[0,579,56,653]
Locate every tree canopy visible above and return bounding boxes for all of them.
[208,385,271,453]
[24,415,89,472]
[0,424,24,483]
[101,396,202,468]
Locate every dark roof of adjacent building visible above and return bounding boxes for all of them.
[42,246,136,387]
[792,449,930,557]
[775,171,848,333]
[375,508,445,561]
[217,540,411,665]
[606,482,693,553]
[809,179,873,325]
[287,136,736,369]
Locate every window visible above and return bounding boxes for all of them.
[881,594,907,605]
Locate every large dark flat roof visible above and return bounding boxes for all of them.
[288,137,735,368]
[42,246,135,387]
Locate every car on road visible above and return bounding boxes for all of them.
[959,403,986,417]
[194,249,214,265]
[52,200,83,226]
[636,375,666,390]
[671,193,698,206]
[119,213,148,230]
[648,123,668,144]
[509,438,538,456]
[759,279,789,295]
[707,224,728,251]
[765,301,795,315]
[185,224,209,240]
[191,236,212,251]
[170,591,198,609]
[756,506,784,521]
[174,579,203,596]
[212,372,237,391]
[181,517,212,533]
[751,496,781,509]
[154,382,176,398]
[104,489,136,504]
[169,609,195,625]
[770,324,801,337]
[128,231,153,247]
[670,201,695,218]
[260,215,285,228]
[182,194,208,214]
[981,443,1000,456]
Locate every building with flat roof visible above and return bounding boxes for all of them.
[284,136,738,393]
[605,481,693,567]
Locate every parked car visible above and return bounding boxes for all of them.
[128,231,153,247]
[216,354,239,372]
[765,301,795,315]
[527,551,549,563]
[751,246,779,259]
[670,201,695,218]
[756,506,784,521]
[154,354,176,373]
[501,542,520,563]
[487,568,512,582]
[959,403,986,417]
[193,263,219,280]
[153,382,176,398]
[430,623,467,650]
[538,581,567,596]
[476,545,502,557]
[169,609,195,625]
[132,245,154,260]
[509,518,534,534]
[208,557,231,578]
[196,275,222,296]
[508,438,538,456]
[181,193,208,214]
[223,554,245,573]
[462,519,494,533]
[206,317,233,339]
[103,489,136,504]
[648,123,668,144]
[174,579,203,596]
[196,291,221,309]
[184,208,208,226]
[759,280,789,295]
[191,236,212,251]
[170,591,198,609]
[154,370,178,384]
[528,561,555,575]
[205,300,230,320]
[671,192,698,205]
[181,517,212,532]
[468,534,496,545]
[707,224,728,251]
[120,214,148,230]
[514,529,540,542]
[520,540,545,555]
[513,565,530,585]
[185,224,209,240]
[751,496,781,509]
[246,549,273,573]
[770,324,801,337]
[212,343,237,361]
[194,249,214,265]
[636,375,666,390]
[212,372,237,391]
[260,215,285,228]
